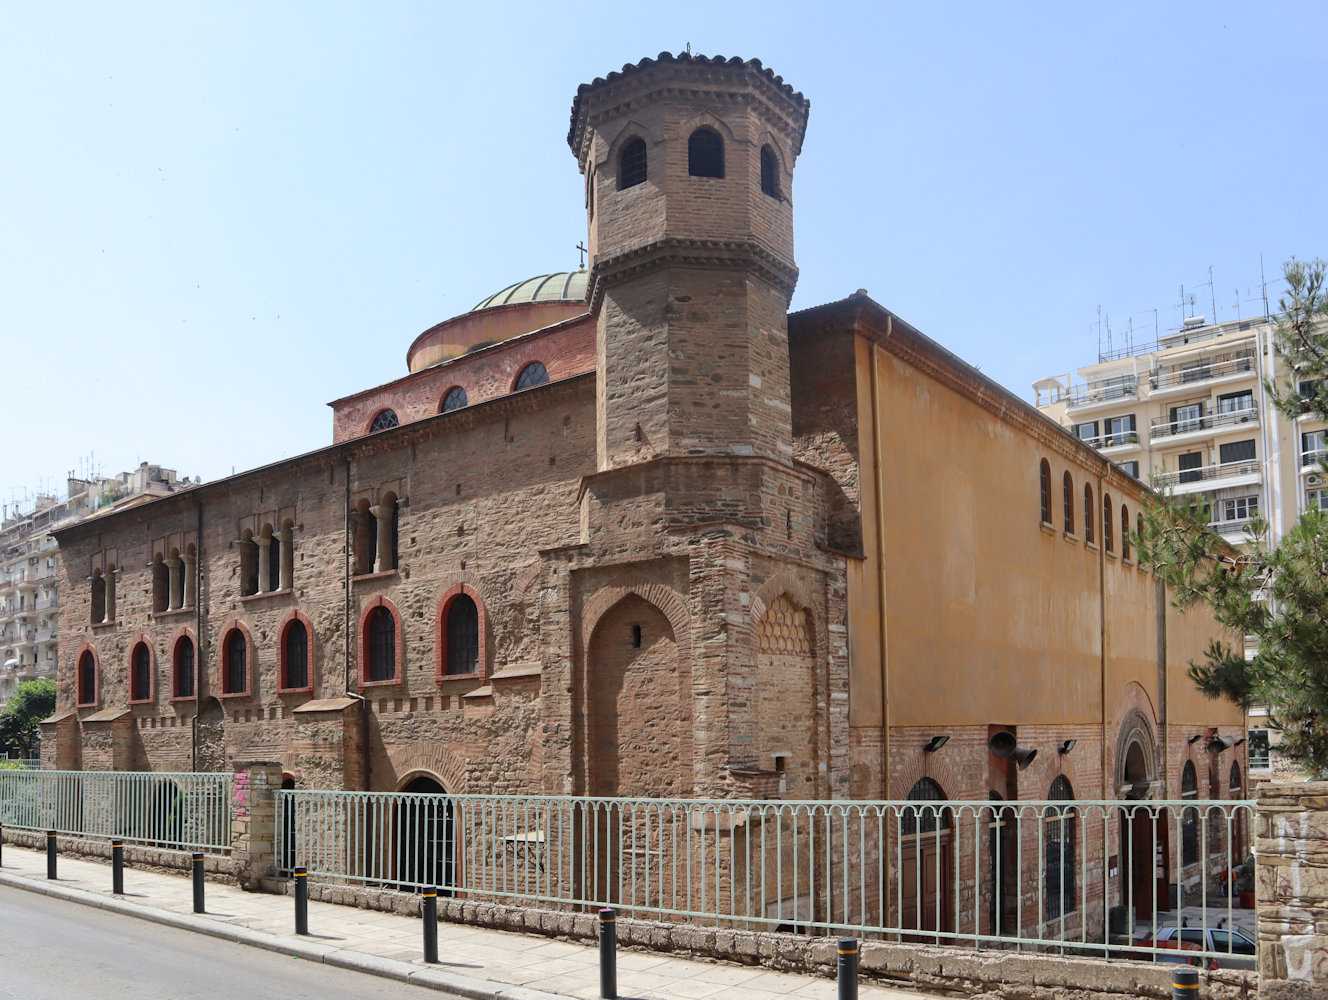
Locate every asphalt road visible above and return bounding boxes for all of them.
[0,888,409,999]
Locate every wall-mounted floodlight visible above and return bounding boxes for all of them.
[924,735,949,753]
[1187,734,1204,744]
[1058,739,1077,755]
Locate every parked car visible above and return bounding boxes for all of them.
[1123,938,1216,971]
[1149,925,1257,971]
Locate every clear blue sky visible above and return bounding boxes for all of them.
[3,2,1325,511]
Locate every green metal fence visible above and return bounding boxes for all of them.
[275,790,1258,968]
[0,770,231,854]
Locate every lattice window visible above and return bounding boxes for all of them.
[370,409,400,433]
[619,138,647,189]
[441,387,468,412]
[515,362,549,390]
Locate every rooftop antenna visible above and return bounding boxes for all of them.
[1260,253,1270,319]
[1234,288,1241,321]
[1206,265,1216,324]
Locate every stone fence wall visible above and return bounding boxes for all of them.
[1256,780,1328,997]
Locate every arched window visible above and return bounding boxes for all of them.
[238,530,258,597]
[446,595,480,676]
[1103,493,1114,552]
[152,554,169,613]
[223,628,248,695]
[282,618,310,691]
[1083,484,1095,543]
[367,605,396,682]
[1039,460,1052,523]
[77,650,97,706]
[760,144,779,198]
[515,362,549,390]
[174,635,195,699]
[619,137,647,189]
[130,642,152,702]
[1121,505,1131,560]
[440,387,468,413]
[1181,761,1198,866]
[90,570,106,624]
[353,494,398,575]
[369,409,399,433]
[1044,776,1077,919]
[1229,761,1242,792]
[902,777,951,835]
[1062,473,1074,533]
[688,127,724,178]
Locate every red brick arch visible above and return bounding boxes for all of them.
[169,626,198,701]
[387,741,468,794]
[891,749,963,802]
[276,609,315,692]
[126,632,155,704]
[74,641,99,708]
[579,570,690,654]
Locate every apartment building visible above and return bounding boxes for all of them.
[0,465,192,706]
[1035,312,1327,779]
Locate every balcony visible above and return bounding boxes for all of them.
[1211,518,1257,543]
[1155,458,1262,494]
[1149,352,1255,397]
[1078,431,1141,453]
[1150,406,1260,442]
[34,595,57,611]
[1063,376,1139,413]
[1302,449,1327,471]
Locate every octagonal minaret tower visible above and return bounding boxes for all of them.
[569,53,810,472]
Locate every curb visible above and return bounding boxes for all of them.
[0,867,569,1000]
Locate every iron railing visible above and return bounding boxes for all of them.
[0,770,231,853]
[1154,459,1261,490]
[275,791,1256,968]
[1150,352,1255,392]
[1149,407,1260,441]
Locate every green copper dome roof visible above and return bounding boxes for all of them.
[471,271,588,312]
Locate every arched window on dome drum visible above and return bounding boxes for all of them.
[619,138,647,190]
[369,409,399,433]
[446,595,480,676]
[515,362,549,391]
[760,145,779,198]
[688,127,724,178]
[441,387,468,413]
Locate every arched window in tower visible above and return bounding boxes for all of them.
[440,387,468,413]
[446,595,480,676]
[619,137,647,190]
[369,409,399,433]
[368,606,396,682]
[131,642,152,702]
[1083,483,1095,543]
[515,362,549,390]
[688,127,724,178]
[1062,473,1074,533]
[760,144,780,198]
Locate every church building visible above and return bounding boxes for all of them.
[45,54,1243,924]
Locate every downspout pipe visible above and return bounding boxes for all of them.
[192,494,203,772]
[870,334,891,797]
[344,459,371,792]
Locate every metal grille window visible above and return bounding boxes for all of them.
[446,595,480,675]
[368,606,396,682]
[369,409,399,433]
[1181,761,1198,866]
[77,651,96,705]
[1063,473,1074,533]
[175,637,195,699]
[284,620,309,690]
[131,643,151,701]
[1039,460,1051,523]
[687,127,724,178]
[224,629,247,695]
[1044,776,1076,919]
[515,362,549,390]
[619,138,647,190]
[441,387,468,412]
[901,777,951,835]
[760,145,779,197]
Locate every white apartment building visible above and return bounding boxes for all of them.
[0,464,193,707]
[1035,313,1327,780]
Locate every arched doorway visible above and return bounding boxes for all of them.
[900,777,953,938]
[394,775,454,895]
[1116,719,1165,919]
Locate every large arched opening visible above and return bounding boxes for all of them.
[394,774,455,895]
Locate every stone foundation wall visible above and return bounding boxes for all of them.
[1256,780,1328,997]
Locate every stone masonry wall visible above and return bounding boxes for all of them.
[1256,780,1328,996]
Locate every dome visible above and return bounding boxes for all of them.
[472,272,588,312]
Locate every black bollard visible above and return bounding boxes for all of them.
[599,907,617,1000]
[1173,967,1199,1000]
[294,866,308,935]
[46,831,57,879]
[191,852,205,913]
[111,839,124,895]
[421,886,438,963]
[837,938,859,1000]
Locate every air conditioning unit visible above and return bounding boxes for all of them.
[1309,475,1324,486]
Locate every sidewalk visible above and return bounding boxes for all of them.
[0,843,926,1000]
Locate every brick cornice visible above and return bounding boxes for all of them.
[588,236,798,312]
